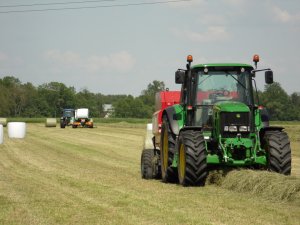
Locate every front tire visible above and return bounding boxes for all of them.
[263,130,291,175]
[60,121,66,128]
[178,130,207,186]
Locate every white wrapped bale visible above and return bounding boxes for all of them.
[45,118,57,127]
[144,123,154,149]
[0,124,3,144]
[8,122,26,139]
[75,108,89,119]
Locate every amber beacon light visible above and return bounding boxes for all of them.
[187,55,193,63]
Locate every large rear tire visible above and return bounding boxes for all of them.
[263,130,291,175]
[141,149,155,179]
[178,130,207,186]
[160,118,177,183]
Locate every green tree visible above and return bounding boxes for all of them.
[113,95,152,118]
[38,82,76,117]
[260,82,293,120]
[139,80,165,110]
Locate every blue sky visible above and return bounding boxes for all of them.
[0,0,299,95]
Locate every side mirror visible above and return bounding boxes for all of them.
[265,70,273,84]
[175,69,185,84]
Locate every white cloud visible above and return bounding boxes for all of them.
[272,5,300,23]
[45,50,81,66]
[44,50,136,73]
[171,26,230,42]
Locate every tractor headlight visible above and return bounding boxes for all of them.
[239,126,249,132]
[224,126,229,132]
[228,126,237,132]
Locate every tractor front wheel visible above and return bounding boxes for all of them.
[60,121,66,128]
[263,130,291,175]
[178,130,207,186]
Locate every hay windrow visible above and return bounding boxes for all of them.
[208,169,300,203]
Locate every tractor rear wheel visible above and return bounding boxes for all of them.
[160,118,177,183]
[263,130,291,175]
[141,149,155,179]
[178,130,207,186]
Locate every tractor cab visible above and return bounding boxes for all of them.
[193,65,254,130]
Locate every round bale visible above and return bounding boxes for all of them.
[8,122,26,139]
[0,124,3,144]
[0,118,7,127]
[45,118,57,127]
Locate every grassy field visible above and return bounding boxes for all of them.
[0,123,299,225]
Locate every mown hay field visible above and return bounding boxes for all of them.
[0,123,300,225]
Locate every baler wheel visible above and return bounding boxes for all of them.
[160,119,177,183]
[264,130,291,175]
[141,149,155,179]
[178,130,207,186]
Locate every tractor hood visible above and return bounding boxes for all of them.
[213,101,250,113]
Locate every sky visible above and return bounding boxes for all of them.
[0,0,299,96]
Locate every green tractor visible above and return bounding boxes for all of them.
[141,55,291,186]
[60,109,75,128]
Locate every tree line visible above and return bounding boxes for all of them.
[0,76,299,120]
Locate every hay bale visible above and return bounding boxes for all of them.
[144,123,153,149]
[220,170,300,202]
[45,118,57,127]
[7,122,26,139]
[0,124,3,144]
[0,118,7,127]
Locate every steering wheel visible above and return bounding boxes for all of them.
[209,90,230,101]
[222,90,230,96]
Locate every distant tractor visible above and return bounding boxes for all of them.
[71,108,94,128]
[60,109,75,128]
[141,55,292,186]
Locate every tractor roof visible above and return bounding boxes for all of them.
[192,63,253,70]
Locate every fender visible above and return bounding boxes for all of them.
[163,105,184,136]
[259,126,284,139]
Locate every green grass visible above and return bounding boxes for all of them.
[0,123,299,225]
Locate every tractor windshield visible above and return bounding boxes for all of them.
[63,110,74,117]
[195,69,253,127]
[196,70,252,105]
